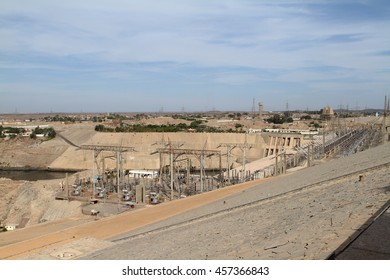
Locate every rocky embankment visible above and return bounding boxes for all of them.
[0,177,84,228]
[0,124,266,230]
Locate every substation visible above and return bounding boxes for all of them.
[2,104,390,260]
[54,113,386,218]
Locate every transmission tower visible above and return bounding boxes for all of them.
[218,134,254,183]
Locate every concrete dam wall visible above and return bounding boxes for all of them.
[49,132,268,171]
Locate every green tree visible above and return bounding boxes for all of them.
[45,128,56,139]
[266,114,284,124]
[300,115,312,120]
[189,120,203,129]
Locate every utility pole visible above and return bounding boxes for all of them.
[217,143,237,184]
[307,135,314,167]
[218,135,254,184]
[186,158,191,187]
[307,144,312,167]
[152,139,184,199]
[200,140,207,193]
[200,153,204,192]
[251,97,256,118]
[92,149,95,197]
[387,95,390,142]
[275,150,279,176]
[116,151,124,198]
[116,151,119,197]
[170,150,174,200]
[274,147,286,176]
[153,146,220,198]
[240,134,254,182]
[102,154,106,184]
[322,127,326,156]
[66,172,69,200]
[81,145,135,200]
[242,141,247,182]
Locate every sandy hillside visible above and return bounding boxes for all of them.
[0,177,84,228]
[0,137,68,169]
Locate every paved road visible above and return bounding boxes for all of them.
[334,207,390,260]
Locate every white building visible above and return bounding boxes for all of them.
[5,224,18,231]
[128,170,158,179]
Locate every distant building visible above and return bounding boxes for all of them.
[128,170,158,179]
[322,106,334,119]
[258,101,264,120]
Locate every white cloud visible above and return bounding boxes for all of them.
[1,0,389,111]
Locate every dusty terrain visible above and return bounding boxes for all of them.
[0,118,270,234]
[93,166,388,260]
[0,176,85,228]
[0,114,388,260]
[0,137,68,170]
[0,142,388,260]
[80,142,390,260]
[0,178,269,259]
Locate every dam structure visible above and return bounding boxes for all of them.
[0,140,389,260]
[0,113,388,260]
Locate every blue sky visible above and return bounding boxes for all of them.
[1,0,389,113]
